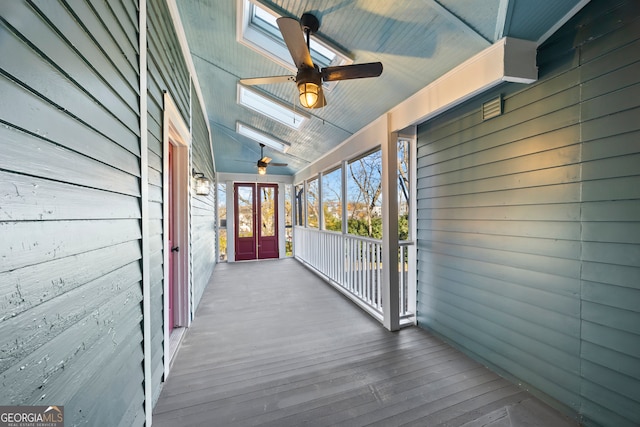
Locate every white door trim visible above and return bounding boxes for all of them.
[162,92,191,378]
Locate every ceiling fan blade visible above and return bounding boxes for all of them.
[240,75,295,85]
[321,62,383,82]
[261,156,272,164]
[277,17,314,69]
[270,162,288,167]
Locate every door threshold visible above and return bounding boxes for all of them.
[169,327,186,368]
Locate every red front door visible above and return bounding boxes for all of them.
[257,184,279,259]
[168,144,175,332]
[234,183,279,261]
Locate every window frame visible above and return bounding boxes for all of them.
[236,0,353,91]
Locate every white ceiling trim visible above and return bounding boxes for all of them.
[537,0,591,45]
[494,0,511,40]
[166,0,216,170]
[427,0,492,45]
[217,171,294,184]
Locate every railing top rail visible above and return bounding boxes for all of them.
[295,227,415,247]
[343,234,382,244]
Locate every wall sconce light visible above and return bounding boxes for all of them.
[192,168,211,196]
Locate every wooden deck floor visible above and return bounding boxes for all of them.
[152,258,577,427]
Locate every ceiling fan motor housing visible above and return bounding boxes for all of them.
[296,66,321,86]
[300,13,319,34]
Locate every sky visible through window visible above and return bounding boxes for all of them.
[238,85,307,130]
[250,2,338,70]
[300,141,410,239]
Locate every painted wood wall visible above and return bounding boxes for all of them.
[0,0,145,424]
[146,0,191,406]
[0,0,216,424]
[191,84,217,310]
[415,1,640,426]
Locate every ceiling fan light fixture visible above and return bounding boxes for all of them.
[298,81,320,108]
[296,67,322,108]
[257,159,268,175]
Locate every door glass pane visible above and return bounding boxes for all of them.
[238,186,253,238]
[261,186,275,237]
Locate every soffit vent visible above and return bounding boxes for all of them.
[482,95,503,120]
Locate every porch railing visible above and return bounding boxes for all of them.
[294,227,414,322]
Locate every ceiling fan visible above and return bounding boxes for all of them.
[256,143,287,175]
[240,13,383,109]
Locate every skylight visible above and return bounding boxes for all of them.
[237,122,289,153]
[237,84,308,130]
[237,0,353,89]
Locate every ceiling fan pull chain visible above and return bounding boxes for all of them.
[292,90,297,122]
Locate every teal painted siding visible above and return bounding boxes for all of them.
[0,0,144,425]
[574,1,640,425]
[146,0,191,406]
[415,0,640,425]
[191,86,216,310]
[1,0,216,424]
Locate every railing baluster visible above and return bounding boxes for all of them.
[295,228,415,321]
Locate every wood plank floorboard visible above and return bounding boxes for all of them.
[153,258,577,426]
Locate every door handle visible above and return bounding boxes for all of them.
[171,246,180,252]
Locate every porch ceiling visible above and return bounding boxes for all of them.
[175,0,589,176]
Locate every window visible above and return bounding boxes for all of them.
[236,122,289,153]
[398,139,410,241]
[306,177,319,228]
[217,183,227,261]
[294,184,304,226]
[322,167,342,232]
[237,85,308,130]
[285,184,293,256]
[347,149,382,238]
[237,0,353,90]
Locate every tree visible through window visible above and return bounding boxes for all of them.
[322,167,342,231]
[347,149,382,238]
[285,184,293,256]
[217,183,227,261]
[398,139,410,241]
[295,184,304,226]
[306,177,319,228]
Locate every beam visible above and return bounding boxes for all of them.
[389,37,537,132]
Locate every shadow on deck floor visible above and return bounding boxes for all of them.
[153,258,578,426]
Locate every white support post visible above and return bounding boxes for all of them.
[278,182,286,258]
[382,113,400,331]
